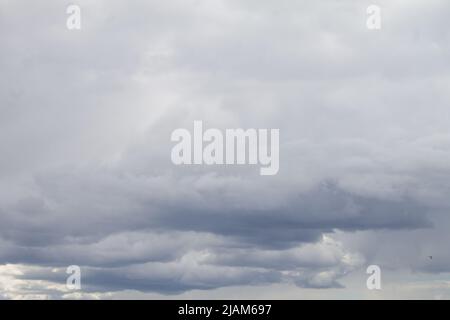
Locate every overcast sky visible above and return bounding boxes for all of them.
[1,0,450,299]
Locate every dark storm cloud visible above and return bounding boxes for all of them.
[151,182,431,248]
[0,164,430,293]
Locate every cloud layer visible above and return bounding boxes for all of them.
[1,0,450,299]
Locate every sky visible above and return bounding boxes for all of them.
[1,0,450,299]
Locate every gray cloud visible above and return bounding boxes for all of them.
[1,0,450,298]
